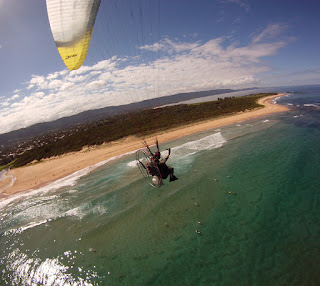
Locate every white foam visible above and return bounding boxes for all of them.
[64,202,108,219]
[1,133,226,210]
[0,170,7,180]
[65,207,84,219]
[2,193,71,235]
[0,171,16,193]
[4,220,48,236]
[0,149,138,209]
[126,132,227,168]
[174,132,226,152]
[92,204,108,215]
[304,103,320,108]
[167,132,227,170]
[127,160,138,168]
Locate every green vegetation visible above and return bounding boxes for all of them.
[11,93,274,168]
[0,160,16,172]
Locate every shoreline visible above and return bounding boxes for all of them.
[1,93,289,197]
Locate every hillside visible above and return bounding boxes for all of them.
[0,88,261,147]
[8,93,273,168]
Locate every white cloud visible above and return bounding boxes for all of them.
[1,101,9,107]
[29,75,46,85]
[67,75,89,84]
[140,37,201,54]
[252,23,288,44]
[218,0,250,12]
[47,73,58,80]
[32,92,45,98]
[27,75,47,90]
[0,26,290,134]
[48,80,63,90]
[11,94,20,100]
[86,80,106,90]
[60,82,75,91]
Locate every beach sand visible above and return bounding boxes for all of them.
[1,93,288,196]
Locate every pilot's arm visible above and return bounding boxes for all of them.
[163,148,171,163]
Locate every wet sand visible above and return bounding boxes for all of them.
[1,93,289,196]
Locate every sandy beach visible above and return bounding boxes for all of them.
[1,93,289,196]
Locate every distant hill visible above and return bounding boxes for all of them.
[0,88,255,147]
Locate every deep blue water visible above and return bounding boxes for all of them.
[0,85,319,285]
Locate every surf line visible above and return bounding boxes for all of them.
[0,171,16,194]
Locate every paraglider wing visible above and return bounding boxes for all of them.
[46,0,101,70]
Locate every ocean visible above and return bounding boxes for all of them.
[0,85,319,285]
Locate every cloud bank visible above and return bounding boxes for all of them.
[1,25,289,134]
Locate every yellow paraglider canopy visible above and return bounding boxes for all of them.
[46,0,101,70]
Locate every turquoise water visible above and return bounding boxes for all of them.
[0,86,320,285]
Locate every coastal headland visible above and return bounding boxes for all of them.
[0,93,289,197]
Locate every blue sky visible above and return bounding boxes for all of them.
[0,0,320,134]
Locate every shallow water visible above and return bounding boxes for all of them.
[0,86,320,285]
